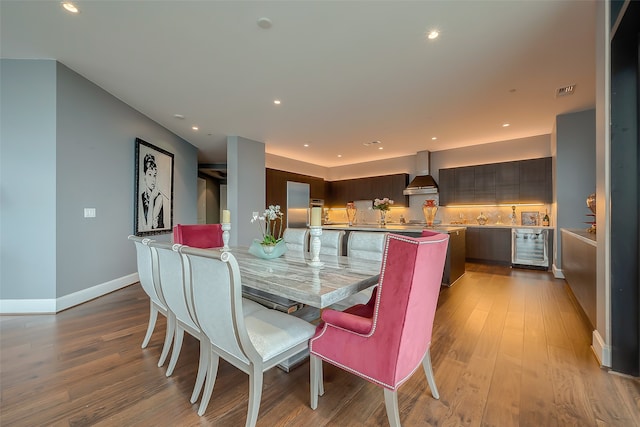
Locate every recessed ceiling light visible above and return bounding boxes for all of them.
[431,137,437,140]
[192,126,199,131]
[173,114,185,119]
[379,147,383,150]
[257,17,272,29]
[273,99,281,105]
[62,2,79,13]
[303,144,309,147]
[502,123,510,127]
[427,30,439,40]
[337,154,342,158]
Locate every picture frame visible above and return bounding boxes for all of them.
[134,138,174,236]
[521,211,539,226]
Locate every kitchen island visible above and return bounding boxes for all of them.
[323,223,466,286]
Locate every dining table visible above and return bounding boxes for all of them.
[225,246,381,310]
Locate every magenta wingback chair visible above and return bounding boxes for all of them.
[309,232,449,427]
[173,224,223,248]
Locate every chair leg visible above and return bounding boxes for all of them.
[190,339,210,403]
[421,348,439,399]
[383,388,402,427]
[318,361,324,396]
[158,312,175,367]
[245,366,263,427]
[142,303,159,348]
[166,326,184,377]
[197,350,220,416]
[310,355,320,409]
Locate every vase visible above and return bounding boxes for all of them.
[346,203,357,226]
[248,239,287,259]
[379,210,387,226]
[422,200,437,227]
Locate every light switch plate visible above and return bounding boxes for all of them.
[84,208,96,218]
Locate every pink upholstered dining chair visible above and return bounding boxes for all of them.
[173,223,223,248]
[309,232,449,427]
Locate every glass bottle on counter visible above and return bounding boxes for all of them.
[542,209,550,226]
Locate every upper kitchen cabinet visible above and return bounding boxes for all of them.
[327,174,409,207]
[495,161,520,203]
[438,157,552,205]
[437,169,455,205]
[518,157,552,204]
[455,167,475,204]
[474,164,496,204]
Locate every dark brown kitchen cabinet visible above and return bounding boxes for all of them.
[454,167,475,203]
[438,157,552,206]
[327,174,409,207]
[474,164,496,203]
[495,161,520,203]
[465,227,512,265]
[519,157,552,204]
[438,168,455,205]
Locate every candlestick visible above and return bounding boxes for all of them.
[222,209,231,224]
[221,223,231,251]
[307,226,324,267]
[310,207,322,226]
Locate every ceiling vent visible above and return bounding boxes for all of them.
[556,84,576,97]
[363,140,382,146]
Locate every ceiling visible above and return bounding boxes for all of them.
[0,0,596,168]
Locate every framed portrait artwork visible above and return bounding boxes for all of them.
[134,138,174,236]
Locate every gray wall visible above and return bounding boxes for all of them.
[555,108,596,268]
[1,60,58,299]
[227,136,265,246]
[1,59,198,304]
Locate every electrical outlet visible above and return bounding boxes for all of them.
[84,208,96,218]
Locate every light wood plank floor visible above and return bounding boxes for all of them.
[2,264,639,426]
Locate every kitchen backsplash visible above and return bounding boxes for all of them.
[325,195,552,226]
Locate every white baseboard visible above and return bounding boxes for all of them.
[0,273,139,314]
[592,329,611,367]
[552,263,565,279]
[0,298,56,314]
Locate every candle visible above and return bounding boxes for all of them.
[310,207,322,226]
[222,209,230,224]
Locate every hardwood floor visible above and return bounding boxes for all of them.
[1,264,639,426]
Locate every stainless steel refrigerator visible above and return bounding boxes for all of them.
[286,181,310,228]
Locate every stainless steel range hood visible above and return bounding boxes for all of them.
[403,150,439,195]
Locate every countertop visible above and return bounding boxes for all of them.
[561,228,597,246]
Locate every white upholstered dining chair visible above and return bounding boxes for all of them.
[318,229,345,256]
[147,241,210,404]
[283,227,309,252]
[178,246,316,425]
[330,231,387,310]
[128,235,174,367]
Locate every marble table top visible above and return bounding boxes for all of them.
[227,246,381,309]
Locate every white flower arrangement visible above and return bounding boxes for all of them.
[251,205,284,245]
